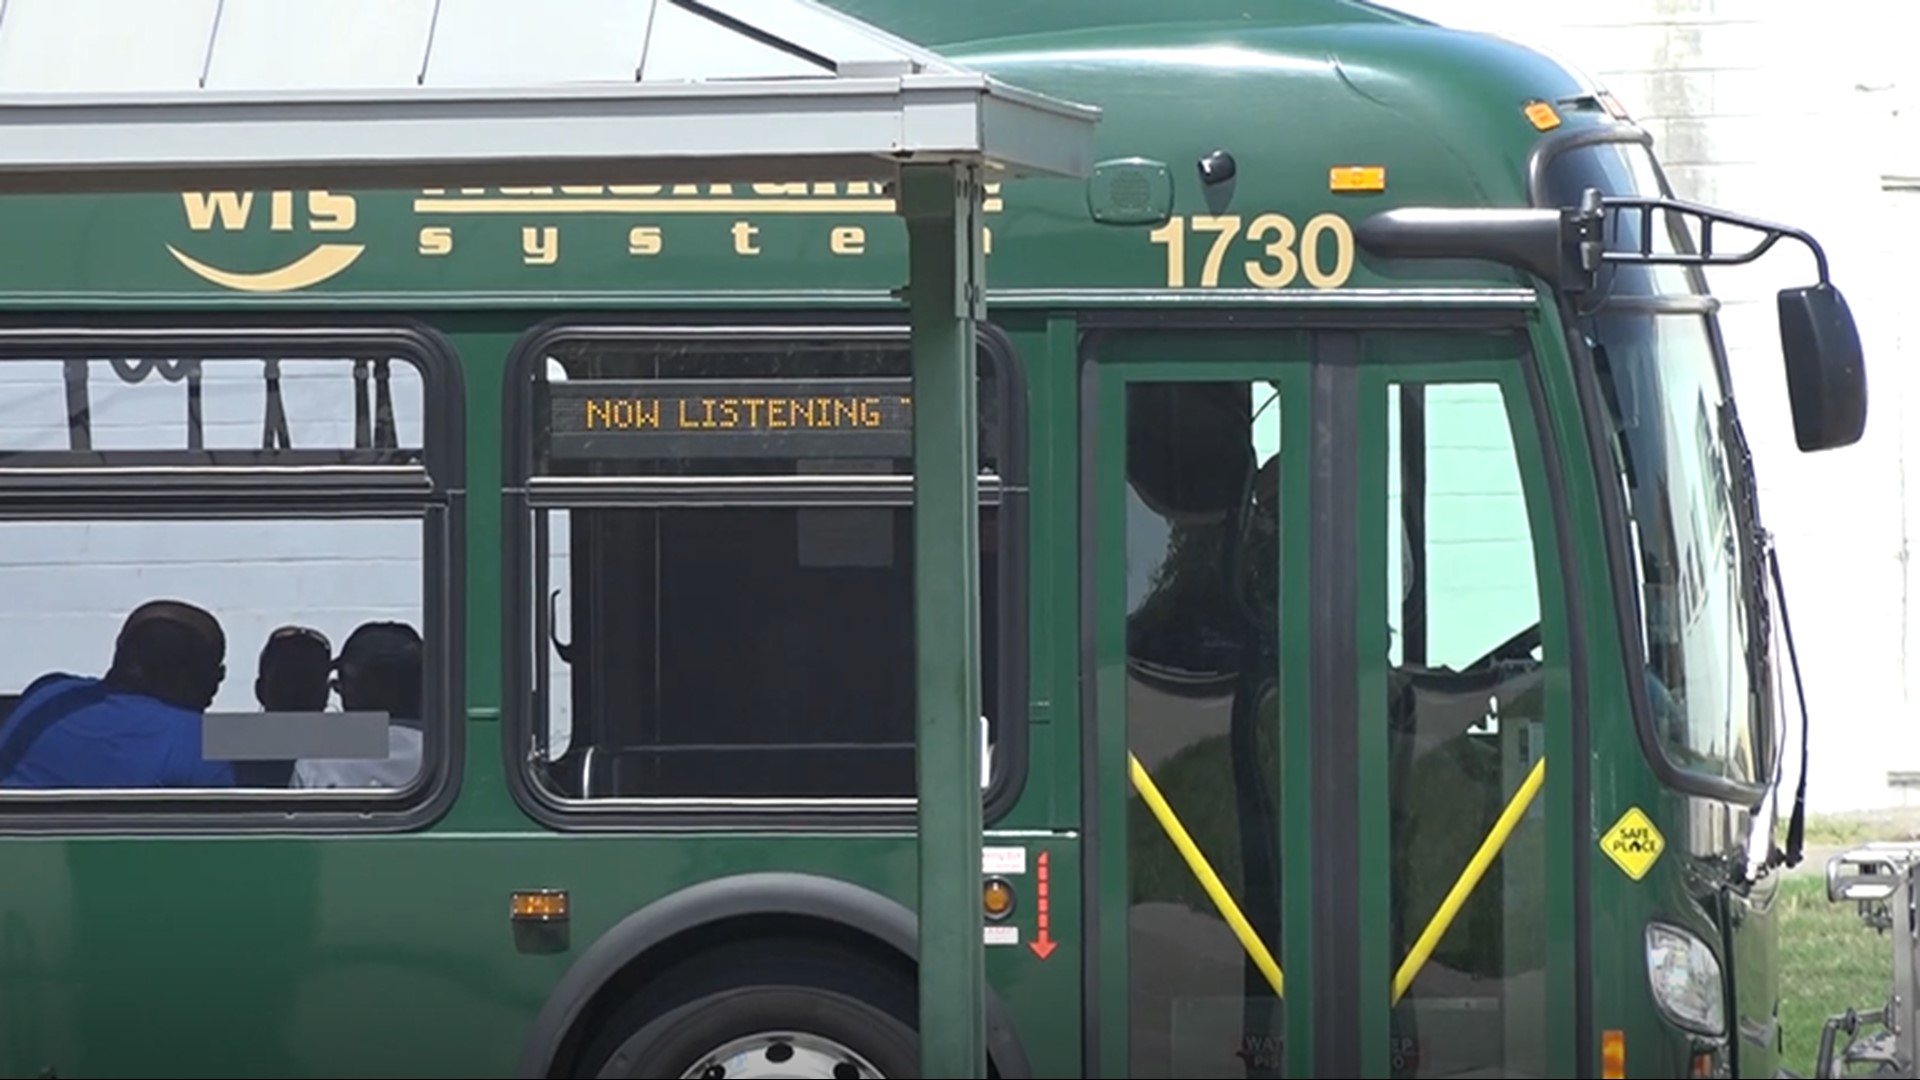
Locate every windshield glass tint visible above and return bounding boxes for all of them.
[1591,311,1758,784]
[1545,140,1767,789]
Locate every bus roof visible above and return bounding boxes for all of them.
[825,0,1436,48]
[0,7,1633,308]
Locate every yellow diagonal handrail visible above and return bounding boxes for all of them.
[1127,747,1544,1008]
[1391,755,1547,1004]
[1128,751,1285,997]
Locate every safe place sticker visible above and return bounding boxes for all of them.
[1600,806,1665,881]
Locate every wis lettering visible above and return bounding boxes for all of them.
[169,189,367,293]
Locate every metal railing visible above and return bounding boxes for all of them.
[1820,841,1920,1077]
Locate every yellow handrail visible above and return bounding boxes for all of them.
[1128,751,1284,997]
[1391,755,1547,1004]
[1125,747,1545,1008]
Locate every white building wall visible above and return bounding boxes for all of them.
[1385,0,1920,810]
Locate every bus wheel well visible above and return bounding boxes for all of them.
[548,912,1007,1079]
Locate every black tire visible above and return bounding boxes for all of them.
[593,986,918,1078]
[577,939,921,1079]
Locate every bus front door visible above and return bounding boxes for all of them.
[1082,321,1580,1078]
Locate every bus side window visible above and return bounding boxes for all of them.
[0,348,449,802]
[519,331,1020,812]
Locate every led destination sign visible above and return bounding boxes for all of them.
[547,378,914,460]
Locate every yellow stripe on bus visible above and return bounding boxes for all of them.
[1392,755,1547,1004]
[1127,751,1285,998]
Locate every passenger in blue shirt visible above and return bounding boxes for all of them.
[0,599,234,790]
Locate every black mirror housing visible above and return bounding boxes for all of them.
[1777,283,1867,452]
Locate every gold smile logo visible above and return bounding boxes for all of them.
[169,190,365,293]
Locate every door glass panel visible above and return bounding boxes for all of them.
[1125,377,1288,1078]
[1383,376,1550,1079]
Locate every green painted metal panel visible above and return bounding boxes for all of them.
[1354,360,1395,1079]
[0,832,1090,1077]
[0,20,1607,306]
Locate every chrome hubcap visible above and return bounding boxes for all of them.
[679,1031,885,1079]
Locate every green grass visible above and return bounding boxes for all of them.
[1778,874,1893,1072]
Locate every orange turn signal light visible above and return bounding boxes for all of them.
[1601,1029,1625,1078]
[983,877,1016,921]
[1524,100,1563,131]
[1329,165,1387,193]
[511,889,569,921]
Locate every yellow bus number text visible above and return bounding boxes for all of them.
[1147,212,1356,290]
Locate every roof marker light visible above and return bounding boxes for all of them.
[1330,165,1386,193]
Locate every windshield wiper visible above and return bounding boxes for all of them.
[1761,536,1811,872]
[1718,403,1807,873]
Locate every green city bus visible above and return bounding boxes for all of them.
[0,1,1884,1077]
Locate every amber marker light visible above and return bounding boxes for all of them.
[983,877,1016,921]
[1601,1029,1625,1078]
[510,889,569,921]
[1330,165,1387,193]
[1524,100,1564,131]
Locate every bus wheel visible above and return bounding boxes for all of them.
[579,941,920,1078]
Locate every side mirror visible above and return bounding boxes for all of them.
[1777,283,1867,452]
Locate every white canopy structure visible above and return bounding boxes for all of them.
[0,0,1097,191]
[0,2,1101,1076]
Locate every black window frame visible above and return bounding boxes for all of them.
[501,314,1031,830]
[0,316,467,836]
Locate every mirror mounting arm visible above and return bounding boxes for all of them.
[1354,186,1866,454]
[1561,187,1834,292]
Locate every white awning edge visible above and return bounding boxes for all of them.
[0,74,1100,194]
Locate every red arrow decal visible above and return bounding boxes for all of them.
[1029,850,1057,959]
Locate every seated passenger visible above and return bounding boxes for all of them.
[236,625,334,787]
[292,620,423,790]
[255,625,332,713]
[0,599,234,789]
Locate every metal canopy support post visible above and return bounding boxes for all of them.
[900,161,988,1079]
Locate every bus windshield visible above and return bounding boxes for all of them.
[1545,140,1772,792]
[1587,306,1763,787]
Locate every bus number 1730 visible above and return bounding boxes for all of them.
[1147,212,1356,290]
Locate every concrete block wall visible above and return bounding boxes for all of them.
[1385,0,1920,809]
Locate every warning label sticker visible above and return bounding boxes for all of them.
[1600,806,1665,881]
[982,845,1027,876]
